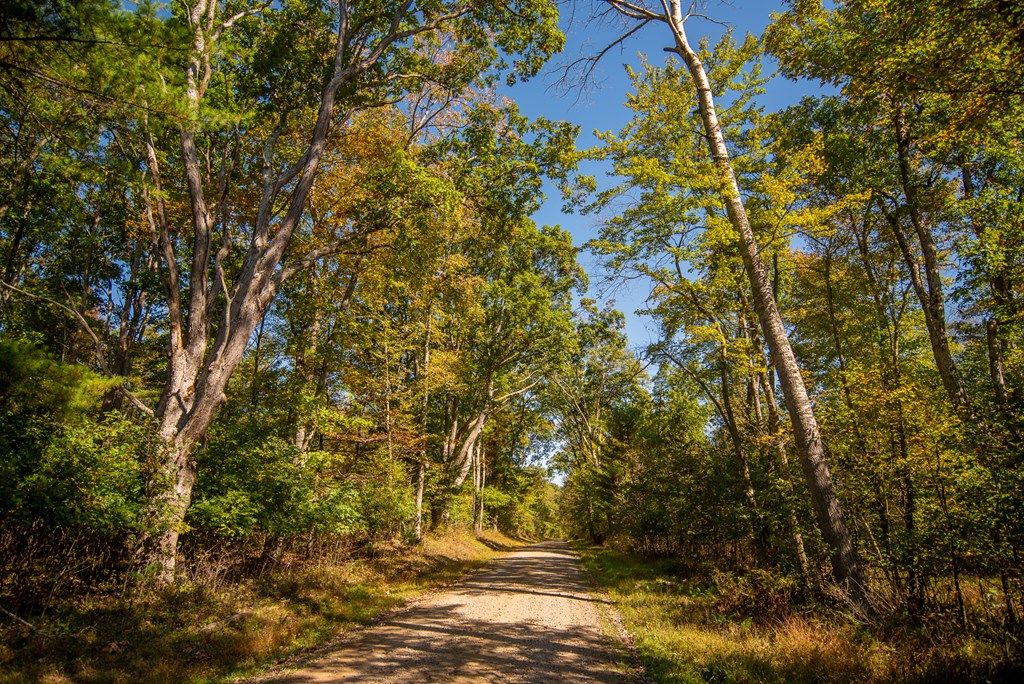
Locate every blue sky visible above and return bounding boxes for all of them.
[499,1,830,352]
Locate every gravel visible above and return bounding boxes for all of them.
[262,540,628,683]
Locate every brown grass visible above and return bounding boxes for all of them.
[578,546,1023,684]
[0,530,522,684]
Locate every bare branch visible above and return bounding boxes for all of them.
[0,281,155,417]
[658,347,726,421]
[210,3,270,42]
[275,232,387,287]
[606,0,665,21]
[0,605,51,638]
[143,132,183,355]
[554,17,655,96]
[493,378,541,404]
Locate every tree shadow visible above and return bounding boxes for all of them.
[263,541,627,683]
[474,536,522,552]
[266,602,624,683]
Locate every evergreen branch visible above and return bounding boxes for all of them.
[0,280,155,417]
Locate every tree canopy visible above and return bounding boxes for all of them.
[2,1,1023,679]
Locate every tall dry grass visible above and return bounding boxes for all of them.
[579,546,1023,683]
[0,530,521,684]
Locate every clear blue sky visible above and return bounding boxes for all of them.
[499,1,828,352]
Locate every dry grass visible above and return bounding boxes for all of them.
[0,530,522,684]
[578,546,1023,684]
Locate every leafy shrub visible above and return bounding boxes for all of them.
[712,568,802,620]
[0,338,149,533]
[356,452,415,538]
[0,338,151,609]
[190,435,363,540]
[191,426,415,545]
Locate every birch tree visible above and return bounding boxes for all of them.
[584,0,866,599]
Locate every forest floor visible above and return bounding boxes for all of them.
[247,540,634,683]
[0,531,535,684]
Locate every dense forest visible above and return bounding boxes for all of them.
[1,0,1023,681]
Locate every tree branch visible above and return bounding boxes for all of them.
[0,281,155,417]
[210,3,270,42]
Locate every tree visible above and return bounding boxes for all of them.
[126,0,562,581]
[548,301,645,544]
[581,2,865,598]
[765,0,1024,419]
[767,1,1024,612]
[427,218,582,525]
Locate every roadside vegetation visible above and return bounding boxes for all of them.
[0,531,523,684]
[550,2,1024,681]
[580,546,1020,683]
[2,1,1024,682]
[2,1,564,680]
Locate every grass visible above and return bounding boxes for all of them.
[0,530,523,684]
[577,545,1023,684]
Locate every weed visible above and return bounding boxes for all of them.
[577,544,1024,684]
[0,530,520,683]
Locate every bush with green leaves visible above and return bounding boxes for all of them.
[190,419,416,545]
[0,338,149,534]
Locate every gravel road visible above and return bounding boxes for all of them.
[262,540,627,683]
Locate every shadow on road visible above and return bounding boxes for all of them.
[473,536,522,552]
[266,541,624,683]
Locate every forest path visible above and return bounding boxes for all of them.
[260,540,627,683]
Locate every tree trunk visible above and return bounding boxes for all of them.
[987,319,1009,406]
[473,440,485,536]
[666,4,865,600]
[963,166,1016,420]
[140,0,362,580]
[415,305,433,542]
[891,105,972,414]
[144,440,197,584]
[719,354,766,559]
[760,367,811,577]
[415,461,426,541]
[896,415,922,616]
[453,413,488,487]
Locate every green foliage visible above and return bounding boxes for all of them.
[559,9,1024,674]
[765,0,1024,138]
[580,545,1020,684]
[484,466,560,539]
[356,453,416,538]
[1,0,579,578]
[0,338,113,418]
[191,429,415,541]
[3,0,1024,677]
[0,338,148,533]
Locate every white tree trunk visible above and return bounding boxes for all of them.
[662,1,865,599]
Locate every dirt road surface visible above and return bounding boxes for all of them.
[262,540,627,683]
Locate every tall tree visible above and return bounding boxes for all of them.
[582,3,865,597]
[133,0,562,581]
[765,0,1024,419]
[549,301,648,545]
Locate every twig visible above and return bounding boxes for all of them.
[0,605,52,638]
[0,280,155,417]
